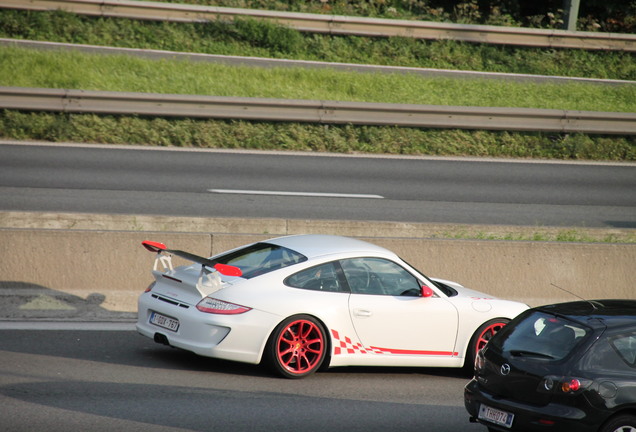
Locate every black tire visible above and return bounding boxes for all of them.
[263,314,328,379]
[599,414,636,432]
[464,318,509,372]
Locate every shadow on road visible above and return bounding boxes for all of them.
[0,281,135,321]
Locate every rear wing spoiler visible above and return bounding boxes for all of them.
[142,240,242,277]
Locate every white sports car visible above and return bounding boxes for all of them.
[136,234,528,378]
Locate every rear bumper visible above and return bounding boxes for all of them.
[136,291,280,364]
[464,379,598,432]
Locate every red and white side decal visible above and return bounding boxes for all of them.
[331,329,458,357]
[332,329,372,355]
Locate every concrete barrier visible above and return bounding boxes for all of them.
[1,214,634,315]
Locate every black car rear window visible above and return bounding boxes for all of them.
[493,311,590,361]
[214,243,307,279]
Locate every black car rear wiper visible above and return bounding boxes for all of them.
[509,350,556,359]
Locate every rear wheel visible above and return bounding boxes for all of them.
[264,315,328,379]
[600,414,636,432]
[465,318,509,371]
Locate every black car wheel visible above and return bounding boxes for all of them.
[600,414,636,432]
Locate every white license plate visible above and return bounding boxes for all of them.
[478,404,514,428]
[150,311,179,332]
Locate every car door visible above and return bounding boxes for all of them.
[342,257,459,357]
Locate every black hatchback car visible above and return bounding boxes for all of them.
[464,299,636,432]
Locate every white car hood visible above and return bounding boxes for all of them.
[431,277,497,299]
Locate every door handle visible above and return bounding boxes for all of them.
[353,308,372,317]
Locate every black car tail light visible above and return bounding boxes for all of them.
[561,378,582,393]
[538,375,593,394]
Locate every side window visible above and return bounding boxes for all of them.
[580,333,636,373]
[610,332,636,368]
[285,262,343,293]
[340,257,421,296]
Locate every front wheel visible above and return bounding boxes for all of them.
[264,315,328,379]
[465,318,509,371]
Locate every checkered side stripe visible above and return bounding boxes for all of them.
[330,329,459,357]
[331,329,387,355]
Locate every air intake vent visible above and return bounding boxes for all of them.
[152,294,190,309]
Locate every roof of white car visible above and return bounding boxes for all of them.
[265,234,394,259]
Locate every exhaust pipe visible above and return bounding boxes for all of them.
[154,332,170,346]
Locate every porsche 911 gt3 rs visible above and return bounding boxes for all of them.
[136,234,528,378]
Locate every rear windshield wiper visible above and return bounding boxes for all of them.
[509,350,556,359]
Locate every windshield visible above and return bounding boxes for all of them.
[492,311,590,361]
[213,242,307,279]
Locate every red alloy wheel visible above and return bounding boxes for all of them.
[475,321,507,356]
[276,318,325,376]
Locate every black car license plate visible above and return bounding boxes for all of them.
[478,404,514,428]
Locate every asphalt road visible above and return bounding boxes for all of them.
[1,142,635,228]
[0,325,483,432]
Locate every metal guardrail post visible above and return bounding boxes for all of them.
[563,0,581,32]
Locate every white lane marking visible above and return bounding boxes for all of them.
[0,321,136,331]
[209,189,384,199]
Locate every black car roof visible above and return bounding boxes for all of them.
[536,299,636,330]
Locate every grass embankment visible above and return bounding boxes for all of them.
[1,45,635,160]
[0,10,635,161]
[3,47,634,111]
[3,10,634,80]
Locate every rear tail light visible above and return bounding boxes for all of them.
[144,282,156,293]
[562,379,581,393]
[538,376,592,394]
[196,297,252,314]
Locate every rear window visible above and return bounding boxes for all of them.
[214,243,307,279]
[492,311,590,361]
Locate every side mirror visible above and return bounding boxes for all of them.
[421,285,434,298]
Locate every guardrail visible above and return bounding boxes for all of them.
[2,0,635,51]
[2,86,635,134]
